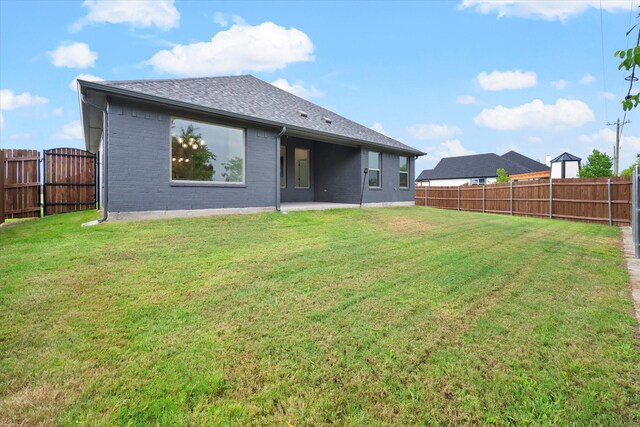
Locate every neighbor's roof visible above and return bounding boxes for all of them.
[416,151,548,181]
[79,75,423,155]
[551,152,581,162]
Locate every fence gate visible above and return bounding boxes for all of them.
[43,148,98,216]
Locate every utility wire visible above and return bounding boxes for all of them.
[600,0,609,120]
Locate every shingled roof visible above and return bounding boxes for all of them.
[79,75,423,155]
[416,151,548,181]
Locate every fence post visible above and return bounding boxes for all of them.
[482,185,485,213]
[509,181,513,216]
[548,178,553,219]
[457,186,460,211]
[607,178,612,226]
[0,150,4,225]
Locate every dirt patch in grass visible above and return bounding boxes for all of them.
[376,214,434,235]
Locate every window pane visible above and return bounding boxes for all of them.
[280,145,286,188]
[399,156,408,172]
[171,118,244,183]
[295,148,310,188]
[369,170,380,187]
[400,172,408,188]
[368,151,380,169]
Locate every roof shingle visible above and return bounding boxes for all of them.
[85,75,422,155]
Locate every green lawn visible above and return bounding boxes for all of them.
[1,207,638,425]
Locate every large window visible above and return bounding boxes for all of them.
[399,156,409,188]
[280,145,287,188]
[171,117,245,183]
[295,148,310,188]
[368,151,381,188]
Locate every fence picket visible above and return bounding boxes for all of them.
[416,177,633,226]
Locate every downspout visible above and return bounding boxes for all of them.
[275,126,286,211]
[81,94,109,223]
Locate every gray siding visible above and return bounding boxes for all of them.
[105,99,416,213]
[361,149,415,203]
[314,143,361,203]
[106,99,277,212]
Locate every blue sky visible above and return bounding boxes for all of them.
[1,0,639,174]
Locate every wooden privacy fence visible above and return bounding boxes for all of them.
[0,148,98,225]
[415,177,632,226]
[0,149,41,223]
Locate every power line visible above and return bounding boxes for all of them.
[600,0,609,120]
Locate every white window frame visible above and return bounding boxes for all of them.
[399,156,409,189]
[169,116,246,185]
[294,148,310,189]
[470,178,486,186]
[368,151,382,188]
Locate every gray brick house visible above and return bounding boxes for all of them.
[78,75,424,220]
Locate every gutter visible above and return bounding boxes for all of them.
[78,80,426,157]
[275,126,286,211]
[80,94,109,223]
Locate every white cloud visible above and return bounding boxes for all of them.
[371,121,387,136]
[213,12,228,27]
[52,107,63,117]
[474,98,594,131]
[406,123,462,140]
[0,89,48,110]
[459,0,629,21]
[600,91,616,100]
[476,70,537,91]
[456,95,479,104]
[551,80,568,89]
[0,113,4,129]
[69,73,104,91]
[579,127,640,167]
[146,19,314,76]
[270,78,322,99]
[70,0,179,32]
[52,120,83,140]
[9,132,33,140]
[430,139,475,160]
[528,136,542,144]
[579,74,595,84]
[47,42,97,68]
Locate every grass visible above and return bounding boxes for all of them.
[1,207,638,425]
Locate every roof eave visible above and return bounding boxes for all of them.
[78,80,426,157]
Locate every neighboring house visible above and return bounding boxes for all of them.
[416,151,548,186]
[550,152,581,178]
[78,75,424,220]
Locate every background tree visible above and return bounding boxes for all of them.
[171,123,216,180]
[221,156,243,182]
[495,168,510,183]
[620,153,640,176]
[578,149,613,177]
[614,7,639,111]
